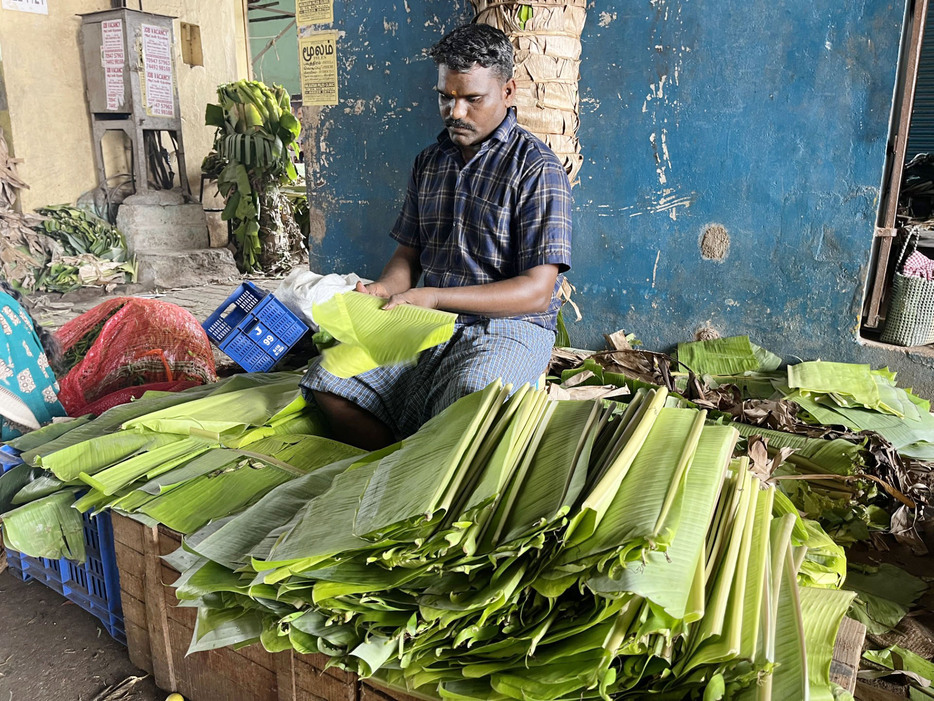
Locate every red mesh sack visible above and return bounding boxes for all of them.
[56,298,217,416]
[80,380,202,416]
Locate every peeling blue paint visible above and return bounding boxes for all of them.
[296,1,934,394]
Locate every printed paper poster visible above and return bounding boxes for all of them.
[1,0,48,15]
[101,19,125,110]
[296,0,333,26]
[299,31,339,106]
[141,24,174,117]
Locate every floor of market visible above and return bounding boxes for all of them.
[0,569,163,701]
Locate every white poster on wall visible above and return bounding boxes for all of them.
[299,31,339,106]
[141,23,174,118]
[1,0,48,14]
[296,0,333,26]
[101,19,125,111]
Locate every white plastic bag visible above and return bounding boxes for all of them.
[273,269,369,331]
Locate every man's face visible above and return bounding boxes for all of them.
[435,64,516,155]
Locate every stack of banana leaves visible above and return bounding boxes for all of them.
[558,335,932,550]
[0,369,858,699]
[32,205,137,292]
[163,382,855,701]
[0,372,340,560]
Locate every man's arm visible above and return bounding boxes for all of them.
[356,244,422,298]
[381,263,559,316]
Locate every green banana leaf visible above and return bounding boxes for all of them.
[585,425,732,620]
[1,489,85,561]
[798,587,856,701]
[123,377,304,436]
[314,291,458,378]
[677,336,781,376]
[863,645,934,696]
[844,563,927,634]
[353,382,504,541]
[788,361,887,413]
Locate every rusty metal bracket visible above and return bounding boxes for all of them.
[874,227,899,239]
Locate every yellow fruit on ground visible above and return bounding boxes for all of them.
[166,694,185,701]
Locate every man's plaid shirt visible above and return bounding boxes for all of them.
[390,109,572,331]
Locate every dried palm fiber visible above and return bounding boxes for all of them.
[472,0,587,184]
[0,130,29,208]
[0,130,53,291]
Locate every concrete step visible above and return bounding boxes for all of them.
[117,201,211,253]
[135,248,239,289]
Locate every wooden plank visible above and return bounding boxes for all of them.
[113,515,371,701]
[165,600,198,629]
[162,603,281,674]
[113,516,155,677]
[296,673,358,701]
[854,680,909,701]
[158,526,182,555]
[143,522,177,692]
[233,642,280,674]
[360,681,427,701]
[125,620,153,675]
[277,652,298,701]
[168,622,278,701]
[112,513,144,553]
[865,0,930,326]
[831,616,867,694]
[120,591,147,629]
[118,567,145,603]
[163,571,181,606]
[162,562,183,589]
[116,550,145,587]
[293,653,357,700]
[294,653,357,684]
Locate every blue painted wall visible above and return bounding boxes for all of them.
[301,0,934,394]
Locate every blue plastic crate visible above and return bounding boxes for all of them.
[6,550,66,595]
[0,445,22,471]
[4,507,125,645]
[60,511,125,645]
[202,281,309,372]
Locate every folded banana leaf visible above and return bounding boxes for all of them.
[165,382,850,701]
[313,291,457,378]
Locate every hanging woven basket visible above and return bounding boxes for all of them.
[880,228,934,347]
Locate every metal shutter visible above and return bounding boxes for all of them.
[906,8,934,160]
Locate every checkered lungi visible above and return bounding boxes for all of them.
[300,317,554,439]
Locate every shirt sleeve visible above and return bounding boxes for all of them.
[514,157,573,274]
[389,160,421,249]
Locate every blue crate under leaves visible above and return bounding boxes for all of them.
[0,444,21,470]
[202,281,308,372]
[5,512,125,645]
[1,450,125,645]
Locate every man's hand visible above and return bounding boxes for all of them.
[356,245,422,301]
[355,280,391,298]
[382,287,440,311]
[378,265,559,317]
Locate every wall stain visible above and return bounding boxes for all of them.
[700,224,730,261]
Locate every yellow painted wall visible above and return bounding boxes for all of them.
[0,1,249,212]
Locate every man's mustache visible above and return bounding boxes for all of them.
[445,120,474,131]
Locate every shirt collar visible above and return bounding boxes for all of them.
[436,108,518,158]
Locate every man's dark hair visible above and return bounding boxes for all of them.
[428,24,514,82]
